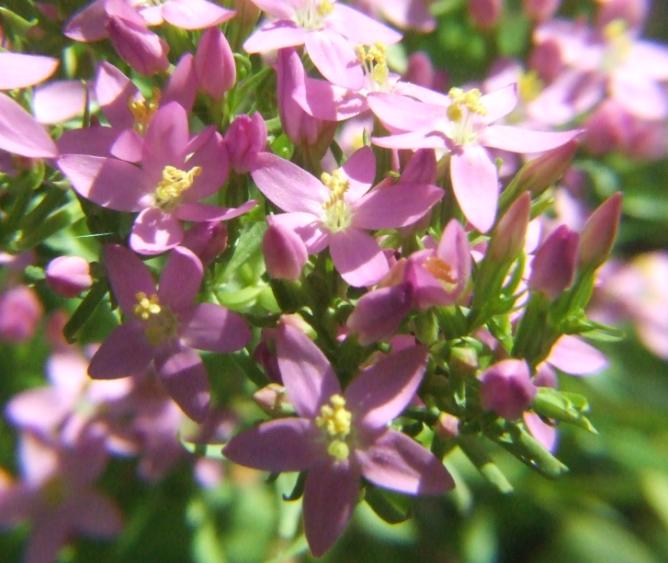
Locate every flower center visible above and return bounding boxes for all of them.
[128,89,161,134]
[423,256,457,291]
[601,19,632,72]
[133,292,179,345]
[315,394,352,461]
[357,43,390,90]
[295,0,334,30]
[154,165,202,212]
[445,87,487,146]
[321,169,352,233]
[518,71,544,103]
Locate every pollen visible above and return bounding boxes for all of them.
[128,89,161,134]
[133,292,179,345]
[424,257,457,291]
[357,43,389,87]
[295,0,334,29]
[447,87,487,121]
[154,165,202,212]
[316,394,352,438]
[321,169,352,232]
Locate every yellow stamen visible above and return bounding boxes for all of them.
[447,87,487,121]
[133,292,179,345]
[357,43,389,88]
[154,165,202,212]
[317,0,333,17]
[315,394,353,460]
[128,89,161,134]
[518,71,544,103]
[321,169,352,232]
[423,257,457,291]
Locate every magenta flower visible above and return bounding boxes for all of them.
[251,146,442,286]
[88,244,251,421]
[0,93,58,159]
[371,85,579,232]
[0,52,59,90]
[224,323,453,556]
[244,0,401,89]
[58,101,255,255]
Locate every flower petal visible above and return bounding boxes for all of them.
[357,429,454,494]
[25,519,69,563]
[243,21,308,53]
[329,3,402,45]
[346,345,427,428]
[94,61,134,129]
[155,345,210,421]
[268,212,330,253]
[372,128,448,150]
[223,418,319,472]
[329,229,389,287]
[546,335,607,376]
[481,125,580,154]
[276,323,340,418]
[142,101,189,178]
[73,491,123,537]
[33,81,86,125]
[64,0,109,42]
[158,246,203,313]
[305,29,364,90]
[481,83,518,124]
[104,244,157,314]
[175,200,256,222]
[611,71,668,121]
[88,322,154,379]
[0,93,58,158]
[450,145,499,233]
[181,303,250,352]
[162,0,235,30]
[130,207,184,256]
[346,284,413,345]
[367,93,441,132]
[0,52,59,90]
[524,412,558,453]
[341,146,375,201]
[303,462,360,557]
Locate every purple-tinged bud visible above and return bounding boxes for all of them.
[577,193,622,270]
[513,140,578,197]
[436,413,460,439]
[253,329,281,382]
[534,363,557,388]
[529,39,564,82]
[489,192,531,262]
[523,0,560,21]
[106,16,169,75]
[0,285,43,342]
[182,222,228,266]
[225,113,267,173]
[584,100,629,154]
[529,225,579,299]
[46,256,92,297]
[262,220,308,281]
[469,0,503,29]
[253,383,294,416]
[480,359,536,420]
[195,28,236,99]
[347,283,413,345]
[404,52,448,91]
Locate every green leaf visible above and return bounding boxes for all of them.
[220,221,267,281]
[364,486,412,524]
[532,387,597,434]
[63,280,108,343]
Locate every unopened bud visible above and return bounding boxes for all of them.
[182,222,228,266]
[195,28,236,99]
[436,412,460,439]
[514,141,578,197]
[106,15,169,75]
[577,193,622,270]
[489,192,531,262]
[225,113,267,173]
[450,345,478,376]
[523,0,560,21]
[529,225,579,299]
[469,0,503,29]
[263,220,308,280]
[480,359,536,420]
[253,383,294,416]
[0,285,43,342]
[46,256,92,297]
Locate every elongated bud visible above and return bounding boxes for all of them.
[529,225,579,299]
[514,141,578,197]
[523,0,560,21]
[225,113,267,173]
[469,0,502,29]
[107,16,169,75]
[263,220,308,280]
[182,222,228,266]
[46,256,92,297]
[0,285,42,342]
[480,359,536,420]
[489,192,531,262]
[577,193,622,270]
[195,28,236,99]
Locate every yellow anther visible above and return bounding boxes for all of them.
[315,394,352,438]
[154,165,202,212]
[128,89,161,133]
[317,0,334,17]
[321,170,352,232]
[133,292,162,320]
[603,19,628,42]
[447,87,487,122]
[601,19,632,69]
[518,71,544,103]
[357,43,389,87]
[133,292,179,345]
[423,257,457,291]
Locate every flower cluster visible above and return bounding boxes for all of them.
[0,0,664,560]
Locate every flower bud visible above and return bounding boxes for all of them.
[488,192,531,262]
[225,113,267,173]
[469,0,503,29]
[0,285,43,342]
[523,0,560,21]
[195,27,236,99]
[513,141,578,197]
[347,283,413,345]
[107,15,169,75]
[46,256,92,297]
[577,193,622,270]
[597,0,649,32]
[529,225,579,299]
[480,359,536,420]
[436,413,460,439]
[253,383,294,416]
[262,220,308,280]
[404,52,448,91]
[182,221,228,266]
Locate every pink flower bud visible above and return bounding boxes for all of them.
[404,52,448,91]
[584,100,630,154]
[577,193,622,270]
[262,220,308,280]
[106,15,169,75]
[480,359,536,420]
[225,113,267,173]
[469,0,503,29]
[436,413,460,439]
[523,0,560,21]
[489,192,531,262]
[529,225,579,299]
[529,39,564,82]
[195,28,236,99]
[182,222,228,266]
[46,256,92,297]
[0,285,43,342]
[514,140,578,197]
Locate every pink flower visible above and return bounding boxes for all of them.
[88,244,251,421]
[480,359,537,420]
[46,256,93,298]
[0,93,58,159]
[244,0,401,89]
[0,285,43,343]
[58,102,255,255]
[224,323,453,556]
[371,85,579,231]
[250,146,442,286]
[0,52,59,90]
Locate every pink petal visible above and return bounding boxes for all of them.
[249,0,297,19]
[276,323,341,418]
[103,244,156,315]
[481,125,580,154]
[158,246,203,313]
[303,462,360,557]
[269,212,330,253]
[162,53,197,113]
[450,145,499,233]
[180,130,229,201]
[162,0,235,30]
[243,21,308,53]
[64,0,109,42]
[182,303,250,353]
[436,219,472,295]
[372,128,447,150]
[175,201,256,222]
[524,412,558,453]
[6,388,71,434]
[110,128,143,162]
[329,4,402,45]
[611,71,668,121]
[251,152,327,214]
[130,207,184,255]
[57,154,149,211]
[367,93,442,132]
[357,429,454,494]
[628,41,668,81]
[329,229,389,287]
[73,491,123,536]
[401,149,437,184]
[223,418,319,472]
[57,126,120,157]
[481,83,518,124]
[88,322,154,379]
[0,53,59,90]
[546,335,608,376]
[94,62,134,129]
[297,76,366,121]
[341,146,376,202]
[346,345,427,428]
[305,29,364,90]
[155,345,210,421]
[0,93,58,158]
[352,182,443,229]
[142,101,190,178]
[33,80,87,125]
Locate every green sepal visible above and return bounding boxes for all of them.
[364,485,412,524]
[63,280,108,343]
[532,387,598,434]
